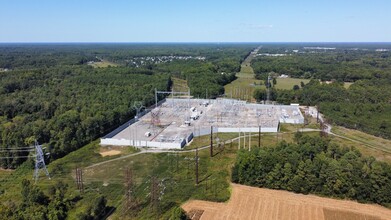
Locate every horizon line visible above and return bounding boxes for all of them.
[1,41,391,44]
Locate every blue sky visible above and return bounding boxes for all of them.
[0,0,390,42]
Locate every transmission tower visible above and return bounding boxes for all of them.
[33,140,50,183]
[75,167,84,193]
[150,108,161,135]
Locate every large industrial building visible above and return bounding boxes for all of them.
[100,98,304,149]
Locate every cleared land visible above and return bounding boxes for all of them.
[100,150,121,157]
[224,48,261,102]
[275,78,310,90]
[331,126,391,163]
[172,77,189,93]
[344,82,354,89]
[88,60,119,68]
[0,169,13,179]
[182,183,391,220]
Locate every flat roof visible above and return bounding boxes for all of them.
[108,98,303,145]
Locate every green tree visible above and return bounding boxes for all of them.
[47,181,69,220]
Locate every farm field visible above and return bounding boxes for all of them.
[182,183,391,220]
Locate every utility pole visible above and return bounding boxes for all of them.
[33,140,50,183]
[258,126,261,148]
[176,152,179,172]
[150,176,159,213]
[195,147,199,185]
[238,129,241,150]
[75,167,83,194]
[249,131,251,151]
[316,105,320,123]
[124,167,135,213]
[210,126,213,157]
[243,131,246,149]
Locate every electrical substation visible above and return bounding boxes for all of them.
[101,96,304,149]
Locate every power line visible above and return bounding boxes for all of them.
[0,156,34,159]
[0,146,34,150]
[0,149,34,153]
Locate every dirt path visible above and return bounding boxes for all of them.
[182,184,391,220]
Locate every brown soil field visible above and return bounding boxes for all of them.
[182,184,391,220]
[99,150,121,157]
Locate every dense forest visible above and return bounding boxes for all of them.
[0,65,170,168]
[252,44,391,139]
[0,43,254,169]
[252,44,391,82]
[232,134,391,207]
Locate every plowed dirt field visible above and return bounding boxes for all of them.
[182,184,391,220]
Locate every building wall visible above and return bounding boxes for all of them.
[101,138,185,149]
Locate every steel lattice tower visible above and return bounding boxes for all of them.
[33,140,50,182]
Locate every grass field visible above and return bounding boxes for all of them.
[88,60,119,68]
[2,117,391,218]
[182,183,391,220]
[172,77,189,93]
[0,169,13,182]
[85,142,237,219]
[331,126,391,163]
[224,51,261,102]
[274,78,310,90]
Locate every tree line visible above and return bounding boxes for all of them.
[251,46,391,82]
[0,44,254,169]
[251,45,391,140]
[232,134,391,207]
[0,65,171,168]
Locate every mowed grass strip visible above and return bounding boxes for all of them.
[224,54,260,102]
[172,77,189,93]
[330,126,391,163]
